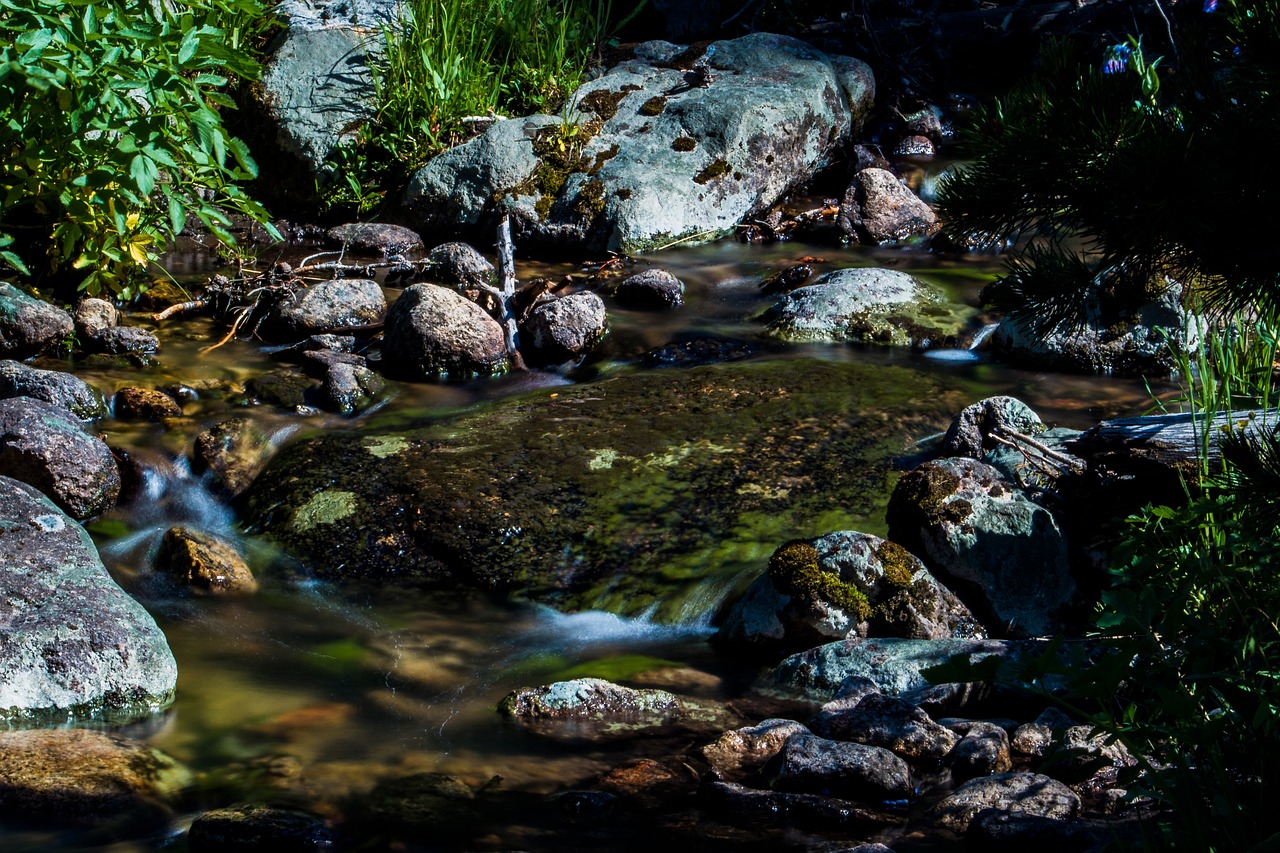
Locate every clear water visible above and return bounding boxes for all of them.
[6,235,1174,851]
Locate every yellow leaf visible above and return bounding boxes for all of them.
[127,237,152,265]
[125,211,141,230]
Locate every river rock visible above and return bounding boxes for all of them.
[0,396,120,519]
[718,531,984,654]
[192,416,276,498]
[0,282,73,358]
[927,771,1080,834]
[0,359,107,419]
[319,361,386,414]
[614,269,685,309]
[949,721,1013,781]
[520,291,608,364]
[0,729,190,827]
[241,359,967,616]
[810,692,958,762]
[74,297,118,337]
[244,368,318,409]
[990,283,1203,375]
[941,395,1045,458]
[114,387,183,421]
[264,278,386,342]
[426,242,495,286]
[839,168,939,244]
[498,677,734,742]
[967,809,1127,850]
[1041,725,1135,784]
[886,457,1075,637]
[405,34,874,254]
[382,283,509,379]
[0,476,177,724]
[766,732,912,803]
[188,803,334,852]
[88,325,160,354]
[326,222,423,257]
[155,526,259,595]
[702,718,811,782]
[360,771,481,833]
[762,267,971,347]
[700,779,898,830]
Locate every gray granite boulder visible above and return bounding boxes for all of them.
[949,720,1013,781]
[0,282,73,358]
[426,242,495,286]
[762,267,972,347]
[839,167,939,244]
[326,222,423,257]
[941,396,1045,458]
[406,34,874,254]
[0,476,178,724]
[718,531,984,654]
[615,269,685,310]
[887,457,1075,637]
[74,298,117,338]
[520,291,608,364]
[766,732,912,802]
[0,359,107,419]
[264,278,386,341]
[382,283,509,379]
[809,692,959,761]
[86,325,159,355]
[0,396,120,519]
[927,772,1079,834]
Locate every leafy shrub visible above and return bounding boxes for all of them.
[0,0,278,299]
[322,0,609,215]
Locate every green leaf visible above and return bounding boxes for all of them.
[167,196,185,234]
[177,29,199,65]
[129,153,158,196]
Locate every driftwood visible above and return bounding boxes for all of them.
[1069,408,1280,477]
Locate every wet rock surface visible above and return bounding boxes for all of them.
[701,718,811,781]
[264,278,387,342]
[839,167,940,244]
[192,416,277,498]
[188,803,334,852]
[615,269,686,309]
[765,732,913,802]
[326,222,423,257]
[0,396,120,519]
[154,526,259,595]
[0,359,107,419]
[113,386,183,421]
[0,282,73,358]
[521,291,608,364]
[0,476,177,724]
[381,283,510,379]
[426,241,496,286]
[941,395,1046,458]
[927,771,1080,834]
[809,692,958,761]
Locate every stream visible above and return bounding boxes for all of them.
[6,234,1172,852]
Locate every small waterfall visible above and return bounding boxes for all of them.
[968,322,1000,350]
[923,322,1000,363]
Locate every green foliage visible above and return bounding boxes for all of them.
[938,2,1280,336]
[0,0,279,299]
[322,0,609,216]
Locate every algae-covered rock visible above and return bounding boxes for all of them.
[242,359,966,617]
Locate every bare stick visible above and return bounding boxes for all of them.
[152,299,208,322]
[495,216,526,371]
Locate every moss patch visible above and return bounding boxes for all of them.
[672,136,697,152]
[694,159,730,185]
[578,87,636,122]
[639,96,667,116]
[572,178,607,222]
[875,541,919,587]
[768,541,870,620]
[895,464,969,527]
[292,490,358,532]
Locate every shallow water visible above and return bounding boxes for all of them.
[6,235,1175,851]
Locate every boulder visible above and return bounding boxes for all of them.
[838,168,939,244]
[0,282,73,358]
[941,396,1045,458]
[87,325,159,354]
[1042,725,1135,784]
[0,729,190,827]
[241,359,966,617]
[326,222,423,258]
[192,417,276,498]
[614,269,685,309]
[520,291,608,364]
[426,242,496,286]
[0,359,107,419]
[154,526,259,595]
[113,387,183,421]
[74,298,117,338]
[188,803,334,852]
[0,476,177,724]
[762,267,972,347]
[809,692,958,762]
[264,278,386,342]
[766,732,913,802]
[717,531,984,653]
[382,283,509,379]
[949,721,1013,781]
[886,457,1075,637]
[701,718,810,782]
[319,361,386,414]
[927,772,1080,834]
[0,396,120,519]
[406,34,874,254]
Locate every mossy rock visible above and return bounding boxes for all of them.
[243,359,966,619]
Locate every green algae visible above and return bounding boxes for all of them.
[244,359,967,621]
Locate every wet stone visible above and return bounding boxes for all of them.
[326,222,423,258]
[264,279,387,342]
[0,282,73,358]
[74,298,117,338]
[243,369,319,409]
[113,387,183,421]
[188,804,334,852]
[426,241,495,286]
[949,721,1013,782]
[0,396,120,519]
[642,337,758,368]
[360,772,480,833]
[809,692,958,762]
[88,325,159,354]
[700,780,903,831]
[192,416,275,499]
[615,269,685,310]
[927,771,1080,834]
[766,732,913,803]
[702,718,811,782]
[319,361,386,415]
[155,526,258,595]
[521,291,608,364]
[0,359,106,420]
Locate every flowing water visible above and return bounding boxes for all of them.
[7,234,1175,851]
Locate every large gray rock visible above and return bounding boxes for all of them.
[767,732,912,802]
[762,267,972,347]
[809,692,958,761]
[717,531,984,654]
[382,283,510,379]
[0,283,73,358]
[701,718,811,782]
[839,167,940,244]
[927,772,1080,834]
[0,396,120,519]
[406,34,874,254]
[0,476,178,724]
[0,359,107,419]
[887,457,1075,637]
[520,291,608,364]
[264,278,386,341]
[325,222,423,257]
[941,395,1045,458]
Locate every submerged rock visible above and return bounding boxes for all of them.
[0,476,177,724]
[382,283,509,380]
[0,396,120,519]
[717,531,984,654]
[0,359,107,420]
[189,804,333,852]
[192,416,277,498]
[241,359,966,616]
[0,282,73,358]
[839,167,939,244]
[0,729,190,828]
[499,678,734,742]
[155,526,259,595]
[113,386,183,421]
[762,267,972,347]
[406,34,873,254]
[886,457,1075,637]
